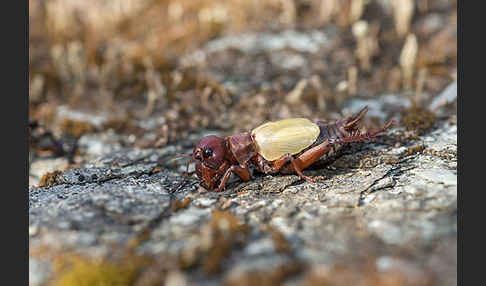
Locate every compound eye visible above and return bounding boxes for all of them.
[203,148,213,158]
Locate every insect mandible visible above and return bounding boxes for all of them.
[182,106,394,192]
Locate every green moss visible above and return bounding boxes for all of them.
[405,145,426,156]
[49,250,162,286]
[38,170,63,187]
[52,256,139,286]
[60,119,96,138]
[400,105,436,135]
[171,197,193,212]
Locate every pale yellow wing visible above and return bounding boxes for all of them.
[251,118,320,161]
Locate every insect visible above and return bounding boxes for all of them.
[183,106,394,192]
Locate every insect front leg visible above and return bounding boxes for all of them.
[215,165,252,192]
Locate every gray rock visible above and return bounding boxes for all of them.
[429,81,457,110]
[195,30,330,55]
[343,94,412,120]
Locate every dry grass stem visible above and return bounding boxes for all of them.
[392,0,415,37]
[400,33,419,90]
[348,66,358,95]
[285,79,308,104]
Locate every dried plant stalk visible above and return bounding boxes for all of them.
[415,68,428,103]
[319,0,338,24]
[400,34,419,90]
[352,21,379,72]
[392,0,415,37]
[350,0,365,23]
[285,79,308,104]
[347,66,358,95]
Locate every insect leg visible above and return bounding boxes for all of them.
[170,159,196,193]
[288,142,334,172]
[344,106,368,130]
[330,120,395,145]
[215,165,251,192]
[270,153,318,182]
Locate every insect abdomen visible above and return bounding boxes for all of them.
[307,122,347,162]
[251,118,321,161]
[315,122,345,144]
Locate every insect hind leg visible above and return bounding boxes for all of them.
[330,120,395,145]
[272,153,318,182]
[344,106,369,130]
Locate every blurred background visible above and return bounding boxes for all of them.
[29,0,457,185]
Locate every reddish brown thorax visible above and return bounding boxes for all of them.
[227,132,255,165]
